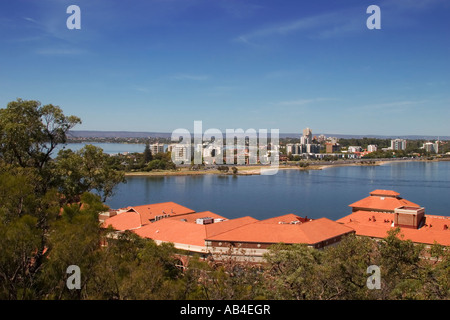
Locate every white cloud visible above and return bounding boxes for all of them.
[35,47,87,56]
[171,74,210,81]
[275,97,336,107]
[234,9,362,45]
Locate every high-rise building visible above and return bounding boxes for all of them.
[286,143,302,155]
[299,127,320,155]
[391,139,407,151]
[302,127,312,145]
[423,141,439,153]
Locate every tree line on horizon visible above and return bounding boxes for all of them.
[0,99,449,300]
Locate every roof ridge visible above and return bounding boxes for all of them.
[205,216,258,239]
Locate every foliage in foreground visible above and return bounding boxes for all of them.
[0,99,449,300]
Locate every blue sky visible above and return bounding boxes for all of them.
[0,0,449,136]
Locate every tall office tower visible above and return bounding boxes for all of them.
[302,127,312,145]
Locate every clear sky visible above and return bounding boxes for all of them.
[0,0,449,136]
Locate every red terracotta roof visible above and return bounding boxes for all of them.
[128,202,195,225]
[102,202,195,231]
[206,218,354,246]
[259,214,313,224]
[167,211,226,224]
[370,190,400,197]
[349,190,419,212]
[134,216,257,247]
[102,210,142,231]
[134,219,207,247]
[206,216,258,238]
[337,210,450,246]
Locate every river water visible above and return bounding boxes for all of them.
[105,160,450,221]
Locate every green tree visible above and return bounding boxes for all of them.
[378,228,426,299]
[0,99,80,172]
[36,193,106,299]
[143,142,153,163]
[0,99,127,299]
[322,234,380,299]
[262,243,324,300]
[55,144,126,203]
[90,231,182,300]
[0,214,42,299]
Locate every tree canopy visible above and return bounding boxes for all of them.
[0,99,448,301]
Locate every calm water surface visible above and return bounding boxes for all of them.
[105,161,450,221]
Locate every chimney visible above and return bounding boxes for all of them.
[394,206,425,229]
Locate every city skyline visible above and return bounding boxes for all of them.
[1,0,449,136]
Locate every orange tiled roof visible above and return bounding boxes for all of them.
[102,202,195,231]
[134,215,257,247]
[134,219,207,247]
[337,210,450,246]
[128,202,195,225]
[259,213,313,224]
[349,190,419,212]
[167,211,227,224]
[206,216,258,238]
[369,190,400,197]
[102,210,142,231]
[206,218,355,246]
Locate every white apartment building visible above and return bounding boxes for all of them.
[391,139,407,151]
[150,143,165,154]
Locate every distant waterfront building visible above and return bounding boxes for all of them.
[305,144,320,154]
[326,143,340,153]
[348,146,363,153]
[367,145,378,153]
[327,137,339,144]
[203,143,223,165]
[302,127,313,144]
[299,127,320,155]
[317,134,326,143]
[150,143,165,154]
[391,139,407,151]
[171,145,191,164]
[286,144,295,155]
[423,141,439,154]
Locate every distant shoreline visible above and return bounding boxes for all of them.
[124,157,449,177]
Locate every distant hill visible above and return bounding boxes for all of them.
[68,131,172,139]
[68,130,449,140]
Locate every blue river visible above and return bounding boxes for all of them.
[105,160,450,221]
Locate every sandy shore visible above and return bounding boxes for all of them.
[125,163,358,177]
[124,158,448,177]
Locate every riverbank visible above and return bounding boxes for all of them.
[124,162,376,177]
[124,157,450,177]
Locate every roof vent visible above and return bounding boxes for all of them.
[196,217,214,225]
